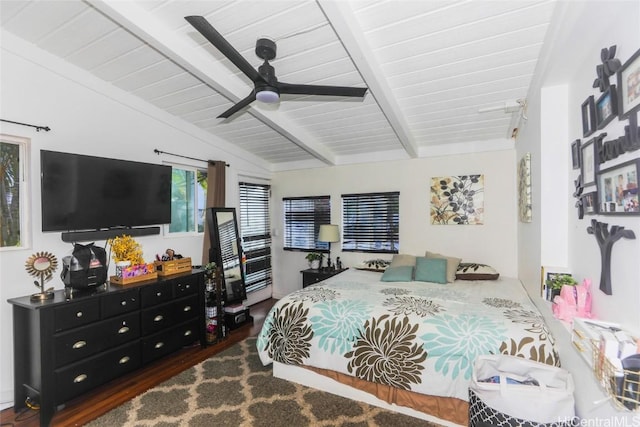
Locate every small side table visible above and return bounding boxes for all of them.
[301,268,348,288]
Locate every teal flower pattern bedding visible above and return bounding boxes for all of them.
[257,269,559,402]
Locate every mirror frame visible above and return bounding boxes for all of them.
[206,207,247,305]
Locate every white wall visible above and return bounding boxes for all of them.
[271,150,517,299]
[517,1,640,420]
[0,39,271,408]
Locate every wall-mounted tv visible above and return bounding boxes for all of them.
[41,150,172,232]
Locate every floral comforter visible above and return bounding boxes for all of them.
[257,269,558,401]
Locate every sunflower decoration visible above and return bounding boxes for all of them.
[25,251,58,300]
[108,234,144,265]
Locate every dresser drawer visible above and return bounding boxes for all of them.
[176,319,200,347]
[54,341,140,405]
[174,295,199,323]
[141,328,181,364]
[174,275,199,296]
[100,341,142,384]
[140,281,173,308]
[54,299,100,332]
[141,303,174,335]
[101,288,139,318]
[54,312,140,368]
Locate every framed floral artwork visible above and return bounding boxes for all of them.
[518,153,532,223]
[430,175,484,225]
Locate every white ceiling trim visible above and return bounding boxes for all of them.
[87,0,340,166]
[318,0,418,158]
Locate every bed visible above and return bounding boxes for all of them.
[257,268,559,426]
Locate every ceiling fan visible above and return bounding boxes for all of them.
[185,16,368,119]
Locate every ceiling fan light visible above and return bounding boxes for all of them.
[256,88,280,104]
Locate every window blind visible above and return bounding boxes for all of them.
[239,182,272,294]
[342,191,400,253]
[283,196,330,251]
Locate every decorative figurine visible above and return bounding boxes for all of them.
[25,251,58,301]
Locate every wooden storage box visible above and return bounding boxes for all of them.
[154,257,192,277]
[110,272,158,285]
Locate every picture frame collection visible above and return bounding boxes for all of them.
[576,46,640,216]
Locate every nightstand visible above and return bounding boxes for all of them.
[301,268,348,288]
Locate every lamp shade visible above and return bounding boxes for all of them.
[318,224,340,243]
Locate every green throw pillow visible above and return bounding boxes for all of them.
[415,257,448,284]
[380,266,414,282]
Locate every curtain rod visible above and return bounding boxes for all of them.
[153,149,229,166]
[1,119,51,132]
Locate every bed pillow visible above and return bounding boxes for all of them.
[381,266,414,282]
[389,254,416,267]
[414,257,448,284]
[355,259,391,272]
[425,251,461,283]
[456,263,500,280]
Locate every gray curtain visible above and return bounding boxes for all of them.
[202,161,226,265]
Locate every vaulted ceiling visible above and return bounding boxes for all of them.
[1,0,558,170]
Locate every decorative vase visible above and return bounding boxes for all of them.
[115,260,131,278]
[310,259,320,269]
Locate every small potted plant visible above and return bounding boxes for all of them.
[546,274,577,300]
[305,252,324,269]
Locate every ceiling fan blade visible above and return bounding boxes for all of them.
[278,82,367,98]
[185,16,263,83]
[217,90,256,119]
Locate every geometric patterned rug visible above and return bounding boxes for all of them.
[85,337,439,427]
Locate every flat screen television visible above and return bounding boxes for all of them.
[41,150,172,232]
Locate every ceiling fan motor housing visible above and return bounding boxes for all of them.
[255,38,276,61]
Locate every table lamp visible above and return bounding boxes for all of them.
[318,224,340,270]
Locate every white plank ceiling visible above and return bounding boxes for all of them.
[0,0,557,170]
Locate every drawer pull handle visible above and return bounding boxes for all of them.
[184,330,192,336]
[120,301,127,306]
[118,326,130,334]
[573,329,585,339]
[76,311,83,318]
[183,306,192,312]
[72,340,87,349]
[154,315,164,322]
[155,342,164,349]
[156,292,162,297]
[572,341,585,353]
[74,374,87,383]
[119,356,130,364]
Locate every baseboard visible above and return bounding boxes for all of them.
[61,227,161,242]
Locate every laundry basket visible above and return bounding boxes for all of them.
[469,355,576,427]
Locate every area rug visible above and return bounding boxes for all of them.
[86,337,440,427]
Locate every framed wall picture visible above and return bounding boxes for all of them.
[580,137,598,187]
[597,158,639,214]
[518,153,532,223]
[581,95,596,137]
[582,191,598,215]
[617,47,640,120]
[595,85,618,129]
[571,139,581,170]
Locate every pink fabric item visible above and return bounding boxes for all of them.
[552,279,593,322]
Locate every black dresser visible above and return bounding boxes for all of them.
[7,270,205,426]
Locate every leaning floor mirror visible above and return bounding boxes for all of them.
[206,207,247,305]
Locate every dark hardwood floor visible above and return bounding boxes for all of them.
[0,298,276,427]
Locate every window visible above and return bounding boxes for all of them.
[168,165,207,234]
[283,196,330,251]
[1,135,29,249]
[239,182,272,293]
[342,191,399,253]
